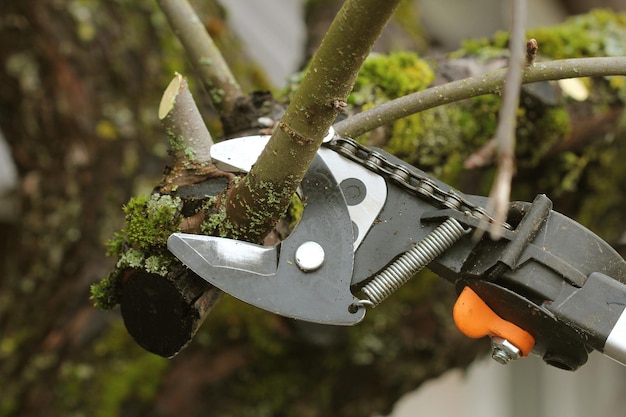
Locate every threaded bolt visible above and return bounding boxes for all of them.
[490,336,522,365]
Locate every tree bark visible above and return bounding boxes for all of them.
[0,0,171,413]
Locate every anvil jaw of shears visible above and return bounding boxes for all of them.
[168,131,626,371]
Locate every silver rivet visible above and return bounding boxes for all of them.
[295,241,325,272]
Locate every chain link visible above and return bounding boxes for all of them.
[325,137,511,229]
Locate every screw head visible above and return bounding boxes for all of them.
[490,336,522,365]
[295,241,325,272]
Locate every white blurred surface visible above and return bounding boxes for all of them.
[0,130,17,195]
[221,0,306,87]
[388,353,626,417]
[0,130,18,221]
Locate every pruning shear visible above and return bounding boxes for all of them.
[168,128,626,371]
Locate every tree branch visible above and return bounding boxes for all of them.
[156,0,243,114]
[333,57,626,138]
[118,74,232,357]
[221,0,402,243]
[480,0,526,239]
[159,73,213,168]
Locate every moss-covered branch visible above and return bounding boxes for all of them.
[334,56,626,138]
[92,72,235,356]
[222,0,402,243]
[156,0,243,114]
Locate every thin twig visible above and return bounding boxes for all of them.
[481,0,526,240]
[156,0,243,115]
[467,37,539,169]
[333,57,626,139]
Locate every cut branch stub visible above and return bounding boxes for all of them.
[159,73,213,167]
[119,175,230,357]
[118,73,231,357]
[158,72,230,193]
[121,265,222,358]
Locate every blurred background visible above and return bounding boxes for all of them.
[1,0,626,416]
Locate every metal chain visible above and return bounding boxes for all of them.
[324,136,511,229]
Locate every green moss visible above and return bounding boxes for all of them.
[92,193,183,309]
[459,9,626,61]
[445,9,626,205]
[348,43,579,184]
[350,51,435,106]
[574,142,626,241]
[106,193,182,253]
[455,10,626,103]
[351,65,561,177]
[348,51,490,179]
[529,10,626,59]
[385,103,485,178]
[91,271,123,310]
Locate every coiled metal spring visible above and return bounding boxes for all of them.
[360,218,468,307]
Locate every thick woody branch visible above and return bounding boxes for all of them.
[156,0,243,114]
[223,0,402,243]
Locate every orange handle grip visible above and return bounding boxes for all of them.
[453,286,535,357]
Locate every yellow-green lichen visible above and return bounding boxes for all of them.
[202,175,296,241]
[201,195,235,238]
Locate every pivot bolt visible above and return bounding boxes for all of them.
[295,241,325,272]
[490,336,522,364]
